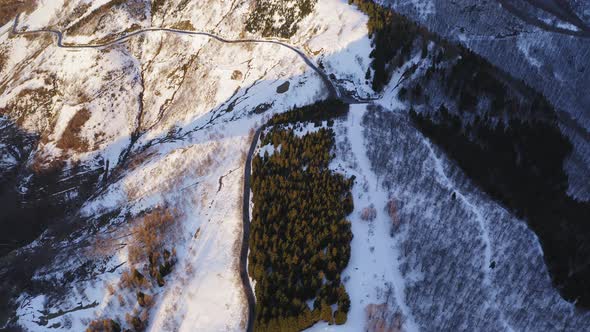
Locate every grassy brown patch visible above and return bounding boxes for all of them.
[86,318,121,332]
[170,20,195,30]
[0,51,6,73]
[88,208,179,331]
[0,87,57,127]
[56,108,91,152]
[128,208,178,265]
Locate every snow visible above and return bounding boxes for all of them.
[297,0,374,99]
[539,17,580,31]
[517,37,542,68]
[374,52,424,111]
[10,10,350,325]
[7,0,589,331]
[307,104,419,331]
[360,108,590,331]
[258,143,281,157]
[22,0,65,29]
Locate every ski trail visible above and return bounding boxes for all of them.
[422,138,514,332]
[346,104,419,332]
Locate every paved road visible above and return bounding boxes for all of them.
[241,127,265,332]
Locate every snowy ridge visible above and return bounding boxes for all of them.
[3,0,590,331]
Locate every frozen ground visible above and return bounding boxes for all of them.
[381,0,590,200]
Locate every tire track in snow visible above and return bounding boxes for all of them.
[347,104,419,332]
[421,137,514,332]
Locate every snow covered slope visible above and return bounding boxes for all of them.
[309,104,590,331]
[1,0,589,331]
[381,0,590,200]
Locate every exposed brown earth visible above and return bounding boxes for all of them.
[56,108,91,152]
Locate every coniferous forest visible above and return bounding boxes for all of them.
[249,108,354,331]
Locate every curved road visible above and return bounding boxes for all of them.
[241,127,264,332]
[11,14,340,100]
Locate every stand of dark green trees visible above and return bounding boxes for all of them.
[267,99,348,126]
[349,0,430,92]
[249,106,354,331]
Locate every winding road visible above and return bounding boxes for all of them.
[11,14,341,100]
[241,127,264,332]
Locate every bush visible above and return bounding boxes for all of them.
[136,291,153,308]
[86,319,121,332]
[128,208,177,265]
[56,108,91,152]
[0,0,35,27]
[245,0,317,38]
[334,310,347,325]
[125,314,145,332]
[386,199,400,235]
[361,205,377,221]
[67,0,126,34]
[120,268,149,289]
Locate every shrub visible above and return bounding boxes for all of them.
[120,268,149,289]
[334,310,347,325]
[56,108,91,152]
[0,0,35,27]
[128,208,177,265]
[136,291,153,308]
[151,0,166,17]
[361,205,377,221]
[86,319,121,332]
[67,0,127,34]
[245,0,317,38]
[125,314,145,332]
[386,199,400,236]
[171,20,195,30]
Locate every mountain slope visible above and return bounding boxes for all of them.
[1,0,589,331]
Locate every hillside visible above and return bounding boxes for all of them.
[0,0,588,331]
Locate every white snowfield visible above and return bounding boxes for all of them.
[2,0,589,331]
